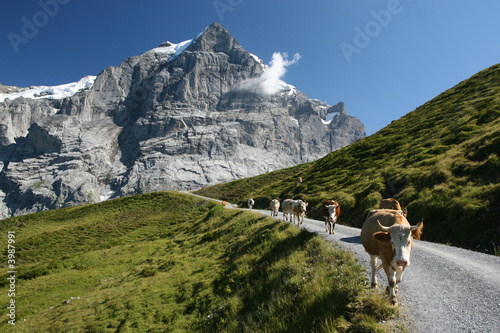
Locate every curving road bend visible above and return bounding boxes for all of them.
[251,208,500,333]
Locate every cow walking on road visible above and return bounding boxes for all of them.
[269,199,280,217]
[379,198,407,217]
[292,200,308,225]
[281,199,294,222]
[360,209,423,305]
[322,200,340,234]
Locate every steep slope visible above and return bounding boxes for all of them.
[0,23,365,218]
[197,63,500,253]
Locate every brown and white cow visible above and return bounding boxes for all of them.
[379,198,407,217]
[282,199,294,222]
[360,209,423,305]
[269,199,280,217]
[292,200,308,225]
[322,200,340,234]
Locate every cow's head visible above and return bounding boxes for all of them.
[373,220,423,269]
[327,204,338,221]
[297,200,308,213]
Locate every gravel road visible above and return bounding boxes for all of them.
[251,208,500,333]
[183,193,500,332]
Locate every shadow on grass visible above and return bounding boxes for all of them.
[211,225,317,326]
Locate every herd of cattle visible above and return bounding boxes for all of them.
[245,197,423,305]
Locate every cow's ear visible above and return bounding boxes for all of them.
[373,232,391,243]
[411,220,424,240]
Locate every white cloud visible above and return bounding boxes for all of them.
[233,52,301,96]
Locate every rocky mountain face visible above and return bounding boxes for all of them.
[0,23,365,218]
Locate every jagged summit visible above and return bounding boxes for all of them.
[0,23,365,218]
[186,22,243,54]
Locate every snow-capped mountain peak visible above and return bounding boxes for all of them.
[145,39,194,60]
[0,75,96,103]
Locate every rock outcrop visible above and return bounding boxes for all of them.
[0,23,365,218]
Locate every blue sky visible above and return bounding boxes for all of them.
[1,0,499,135]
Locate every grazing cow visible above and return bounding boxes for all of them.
[269,199,280,217]
[247,198,255,210]
[360,209,423,305]
[379,198,407,217]
[292,200,308,225]
[282,199,294,222]
[322,200,340,234]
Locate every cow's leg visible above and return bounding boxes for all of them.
[395,270,404,284]
[395,269,405,293]
[324,219,328,232]
[386,269,398,305]
[330,218,335,234]
[369,255,378,287]
[380,263,398,304]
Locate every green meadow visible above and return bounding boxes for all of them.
[1,191,398,332]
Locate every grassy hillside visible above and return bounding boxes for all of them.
[197,64,500,254]
[0,192,398,332]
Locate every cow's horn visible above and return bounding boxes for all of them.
[377,220,390,231]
